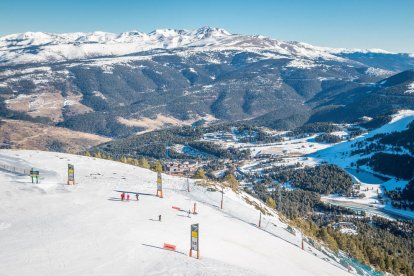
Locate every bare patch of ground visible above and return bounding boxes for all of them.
[5,91,92,122]
[0,119,110,153]
[118,114,216,134]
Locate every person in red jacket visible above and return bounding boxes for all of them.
[126,194,130,201]
[121,193,125,201]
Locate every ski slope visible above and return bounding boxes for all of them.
[310,110,414,220]
[311,110,414,168]
[0,150,351,276]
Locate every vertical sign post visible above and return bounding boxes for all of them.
[67,164,75,185]
[30,168,39,184]
[189,223,199,259]
[156,172,163,198]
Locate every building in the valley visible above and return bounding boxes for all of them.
[166,160,199,176]
[254,153,277,159]
[332,222,358,235]
[204,132,234,141]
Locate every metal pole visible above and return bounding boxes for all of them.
[301,231,304,250]
[259,212,262,228]
[221,186,224,209]
[278,186,282,211]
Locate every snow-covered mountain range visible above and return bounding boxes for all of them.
[0,26,408,65]
[1,27,414,138]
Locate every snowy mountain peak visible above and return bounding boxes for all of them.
[1,31,56,46]
[3,31,49,40]
[73,31,117,43]
[149,28,188,37]
[192,26,232,38]
[116,30,147,41]
[148,26,232,38]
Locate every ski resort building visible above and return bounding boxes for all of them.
[166,160,198,176]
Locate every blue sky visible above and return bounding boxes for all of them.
[1,0,413,53]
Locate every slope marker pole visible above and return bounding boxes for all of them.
[258,212,262,228]
[220,186,224,209]
[301,234,304,250]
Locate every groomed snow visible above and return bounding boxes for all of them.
[0,150,350,276]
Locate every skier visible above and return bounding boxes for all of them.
[136,194,139,201]
[158,215,162,222]
[121,193,125,201]
[126,194,130,201]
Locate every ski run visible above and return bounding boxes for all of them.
[0,150,353,276]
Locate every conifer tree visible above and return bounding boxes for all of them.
[140,158,150,169]
[153,161,163,173]
[194,167,206,179]
[224,172,239,190]
[266,197,276,209]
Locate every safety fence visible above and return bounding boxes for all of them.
[0,162,31,175]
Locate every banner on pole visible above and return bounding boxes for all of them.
[30,169,39,177]
[30,169,39,184]
[156,172,163,197]
[68,164,75,185]
[191,223,199,251]
[157,172,162,191]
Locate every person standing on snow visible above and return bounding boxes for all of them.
[159,215,162,222]
[126,194,130,201]
[121,193,125,201]
[136,194,139,201]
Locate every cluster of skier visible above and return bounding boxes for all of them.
[119,192,163,221]
[120,192,139,201]
[119,191,194,221]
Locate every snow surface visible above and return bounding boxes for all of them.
[406,82,414,94]
[364,67,393,77]
[0,150,351,276]
[286,59,318,69]
[311,110,414,169]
